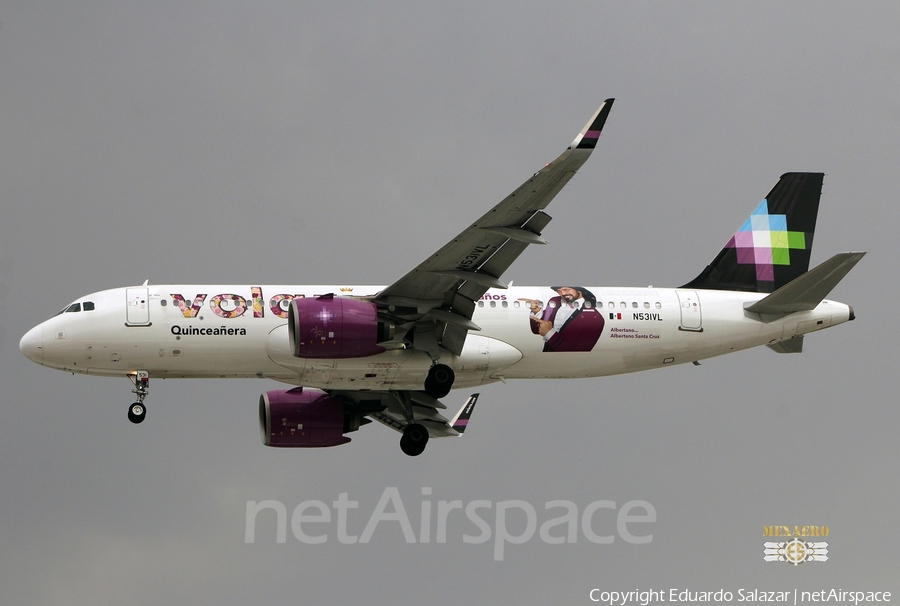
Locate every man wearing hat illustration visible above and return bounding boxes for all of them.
[522,286,605,352]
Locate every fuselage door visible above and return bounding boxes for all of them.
[126,287,151,326]
[676,290,702,332]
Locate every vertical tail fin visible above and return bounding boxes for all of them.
[682,172,823,293]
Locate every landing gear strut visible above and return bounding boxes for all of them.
[424,363,454,399]
[127,370,149,424]
[397,364,451,453]
[392,390,430,456]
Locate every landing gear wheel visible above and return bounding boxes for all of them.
[424,363,454,399]
[127,371,149,425]
[128,402,146,424]
[400,423,429,456]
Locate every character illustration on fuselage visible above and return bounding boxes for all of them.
[524,286,605,352]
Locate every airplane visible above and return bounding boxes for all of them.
[19,99,866,456]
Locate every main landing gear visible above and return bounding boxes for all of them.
[424,363,454,399]
[400,423,429,457]
[127,370,149,424]
[394,363,455,456]
[392,390,431,457]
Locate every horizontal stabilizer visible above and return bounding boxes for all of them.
[745,252,865,315]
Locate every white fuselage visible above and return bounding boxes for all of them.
[20,284,853,391]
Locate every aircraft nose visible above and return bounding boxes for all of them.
[20,325,43,364]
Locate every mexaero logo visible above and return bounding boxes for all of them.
[726,199,807,281]
[763,525,829,565]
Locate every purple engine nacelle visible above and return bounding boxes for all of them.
[288,295,389,359]
[259,387,351,448]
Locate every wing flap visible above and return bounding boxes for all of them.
[365,390,481,438]
[370,408,461,437]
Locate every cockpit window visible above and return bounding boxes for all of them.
[56,300,95,315]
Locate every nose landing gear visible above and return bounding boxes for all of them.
[127,370,149,424]
[128,402,146,424]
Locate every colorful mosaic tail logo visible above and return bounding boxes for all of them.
[683,172,823,293]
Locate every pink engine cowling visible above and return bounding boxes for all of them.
[288,295,388,359]
[259,387,351,448]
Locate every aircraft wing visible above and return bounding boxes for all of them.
[373,99,615,357]
[367,392,480,438]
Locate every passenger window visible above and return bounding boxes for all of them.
[632,302,638,308]
[655,302,662,309]
[66,303,81,313]
[501,301,508,308]
[477,301,484,307]
[620,302,626,309]
[513,301,520,308]
[83,301,95,311]
[644,302,650,309]
[489,301,496,308]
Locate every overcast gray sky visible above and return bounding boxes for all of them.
[2,2,898,604]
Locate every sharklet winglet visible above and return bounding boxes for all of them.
[450,393,479,435]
